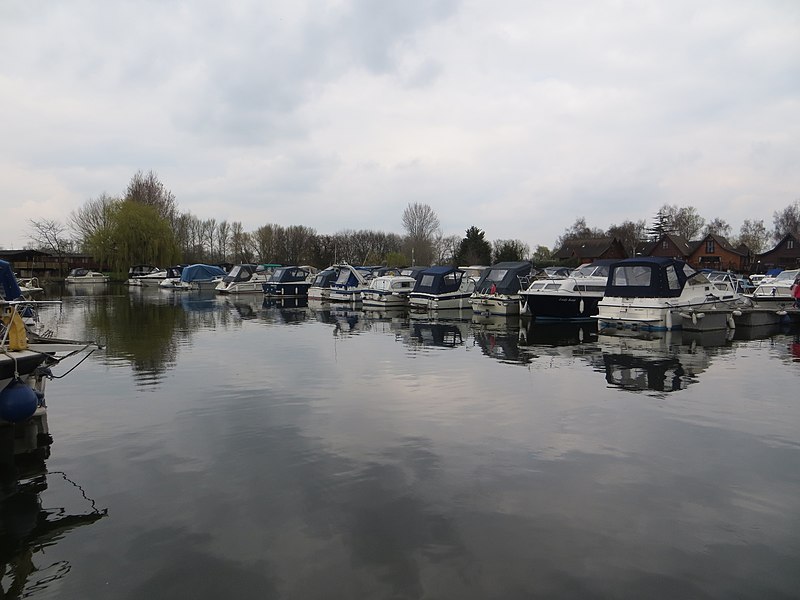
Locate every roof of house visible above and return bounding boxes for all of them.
[553,237,621,260]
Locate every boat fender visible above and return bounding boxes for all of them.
[692,312,697,325]
[665,310,673,330]
[777,310,788,316]
[727,314,736,329]
[579,299,585,314]
[732,309,742,317]
[0,379,38,423]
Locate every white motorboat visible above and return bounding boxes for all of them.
[747,268,800,309]
[409,266,476,311]
[18,276,44,296]
[215,264,280,294]
[361,274,417,308]
[596,257,739,331]
[126,265,167,287]
[65,268,109,284]
[519,260,613,321]
[469,261,533,316]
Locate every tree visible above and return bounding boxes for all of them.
[454,226,492,266]
[772,200,800,242]
[554,217,605,250]
[531,245,554,264]
[658,204,705,240]
[646,208,674,240]
[492,239,530,263]
[401,203,441,265]
[28,218,73,275]
[703,218,732,239]
[125,170,177,224]
[607,219,646,256]
[737,219,769,253]
[436,234,461,265]
[69,193,119,250]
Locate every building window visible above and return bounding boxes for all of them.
[788,240,794,250]
[662,240,668,249]
[706,240,715,253]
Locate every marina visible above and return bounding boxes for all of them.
[1,282,799,598]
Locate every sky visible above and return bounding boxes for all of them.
[1,0,799,251]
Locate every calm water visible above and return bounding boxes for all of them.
[3,284,800,599]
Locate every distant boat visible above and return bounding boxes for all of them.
[126,265,167,287]
[328,264,373,303]
[307,267,340,301]
[159,264,227,291]
[262,266,317,298]
[215,264,280,294]
[65,268,109,284]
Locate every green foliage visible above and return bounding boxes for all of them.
[384,252,409,267]
[85,200,179,273]
[493,239,529,263]
[454,226,492,266]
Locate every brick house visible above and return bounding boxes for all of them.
[755,233,800,272]
[553,237,628,265]
[641,234,694,261]
[686,234,751,272]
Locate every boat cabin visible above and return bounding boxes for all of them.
[413,267,467,295]
[604,258,701,299]
[474,262,533,295]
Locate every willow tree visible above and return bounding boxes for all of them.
[84,201,179,273]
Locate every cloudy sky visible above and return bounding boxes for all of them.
[2,0,799,251]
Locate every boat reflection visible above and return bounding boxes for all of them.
[0,458,106,597]
[261,298,309,325]
[598,329,732,393]
[471,314,531,364]
[518,319,598,347]
[408,322,468,348]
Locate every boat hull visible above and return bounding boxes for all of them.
[408,293,473,311]
[521,294,601,321]
[469,293,521,316]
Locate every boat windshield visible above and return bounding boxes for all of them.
[225,265,253,282]
[573,264,609,278]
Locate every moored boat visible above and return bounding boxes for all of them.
[596,257,738,331]
[519,260,613,321]
[160,264,227,291]
[65,268,109,284]
[328,264,373,303]
[307,267,340,301]
[215,264,280,294]
[469,261,533,316]
[409,266,476,311]
[262,266,317,297]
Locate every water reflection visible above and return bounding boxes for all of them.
[598,330,733,394]
[408,322,467,348]
[0,458,106,598]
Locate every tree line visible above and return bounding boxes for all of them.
[26,170,798,272]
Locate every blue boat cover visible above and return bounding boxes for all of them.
[0,260,23,300]
[413,266,464,294]
[604,257,694,299]
[180,264,227,283]
[474,262,532,294]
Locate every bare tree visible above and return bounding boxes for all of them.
[703,218,732,239]
[607,219,647,257]
[659,204,705,240]
[28,218,73,275]
[772,200,800,242]
[737,219,769,253]
[125,170,177,224]
[69,193,119,249]
[401,203,441,265]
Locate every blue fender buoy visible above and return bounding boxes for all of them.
[0,380,38,423]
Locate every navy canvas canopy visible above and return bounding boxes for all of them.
[0,260,23,300]
[474,262,532,294]
[180,264,226,283]
[413,266,464,294]
[604,257,694,299]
